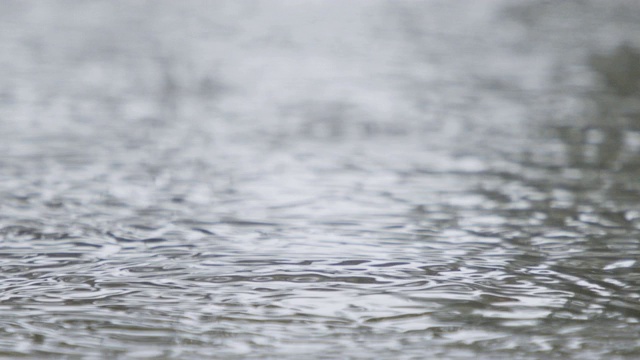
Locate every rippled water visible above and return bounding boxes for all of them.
[2,1,640,358]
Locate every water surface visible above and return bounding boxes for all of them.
[1,1,640,358]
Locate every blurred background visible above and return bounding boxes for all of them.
[1,1,640,359]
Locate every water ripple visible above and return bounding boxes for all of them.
[2,1,640,358]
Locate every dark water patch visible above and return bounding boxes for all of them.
[217,219,281,227]
[331,260,370,266]
[106,232,167,244]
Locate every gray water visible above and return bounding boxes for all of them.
[1,1,640,359]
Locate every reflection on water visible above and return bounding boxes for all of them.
[1,1,640,359]
[590,43,640,98]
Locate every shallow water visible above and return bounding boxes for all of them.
[1,1,640,359]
